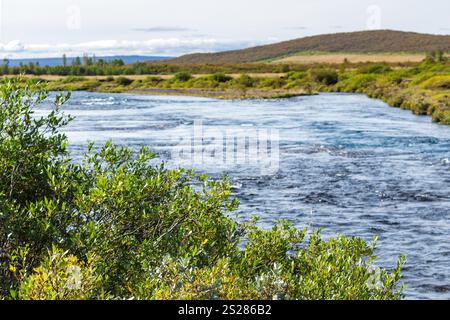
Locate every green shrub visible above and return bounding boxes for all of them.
[114,76,133,86]
[17,247,102,300]
[259,77,286,89]
[187,76,221,88]
[234,74,255,88]
[387,93,406,108]
[309,68,338,85]
[420,75,450,89]
[431,107,450,124]
[144,76,164,87]
[346,74,377,91]
[385,73,404,85]
[286,71,306,81]
[0,78,405,300]
[61,76,87,83]
[280,64,291,73]
[357,64,392,74]
[174,72,193,82]
[210,73,233,83]
[46,80,100,91]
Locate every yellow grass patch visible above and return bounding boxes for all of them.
[272,53,426,64]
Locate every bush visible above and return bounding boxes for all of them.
[258,77,286,89]
[420,75,450,90]
[357,64,392,74]
[174,72,193,82]
[210,73,233,83]
[144,76,164,86]
[432,108,450,124]
[114,76,133,86]
[286,71,306,81]
[235,74,255,88]
[0,78,405,300]
[338,74,377,92]
[309,68,339,85]
[17,247,102,300]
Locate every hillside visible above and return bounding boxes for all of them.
[165,30,450,65]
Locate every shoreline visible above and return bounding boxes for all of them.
[47,85,449,127]
[55,85,449,125]
[101,87,314,100]
[5,63,449,124]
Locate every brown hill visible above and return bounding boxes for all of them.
[165,30,450,65]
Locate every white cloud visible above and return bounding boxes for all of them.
[0,40,25,52]
[0,38,259,59]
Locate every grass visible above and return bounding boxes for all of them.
[4,60,449,124]
[271,52,426,64]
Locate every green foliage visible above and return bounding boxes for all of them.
[258,77,286,89]
[0,78,405,300]
[431,108,450,124]
[114,76,133,86]
[425,50,447,64]
[286,71,307,81]
[420,75,450,89]
[174,72,193,82]
[357,64,392,74]
[209,73,233,83]
[144,76,164,86]
[234,74,255,88]
[17,247,102,300]
[280,64,291,73]
[60,76,87,83]
[134,222,404,300]
[309,68,339,85]
[336,74,377,92]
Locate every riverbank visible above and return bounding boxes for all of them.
[127,88,312,99]
[35,73,313,99]
[5,60,449,123]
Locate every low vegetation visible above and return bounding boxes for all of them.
[1,56,299,76]
[0,78,405,300]
[330,60,450,124]
[27,57,449,124]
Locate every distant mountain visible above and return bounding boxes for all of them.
[5,55,170,67]
[165,30,450,65]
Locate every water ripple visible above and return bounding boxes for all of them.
[42,91,450,299]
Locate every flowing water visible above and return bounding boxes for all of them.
[40,91,450,299]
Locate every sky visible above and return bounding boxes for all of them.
[0,0,449,58]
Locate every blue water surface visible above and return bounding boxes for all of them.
[39,92,450,299]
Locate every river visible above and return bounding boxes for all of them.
[40,91,450,299]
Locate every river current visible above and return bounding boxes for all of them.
[40,91,450,299]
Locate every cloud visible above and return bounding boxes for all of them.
[133,26,193,33]
[0,38,261,59]
[0,40,25,52]
[285,26,308,31]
